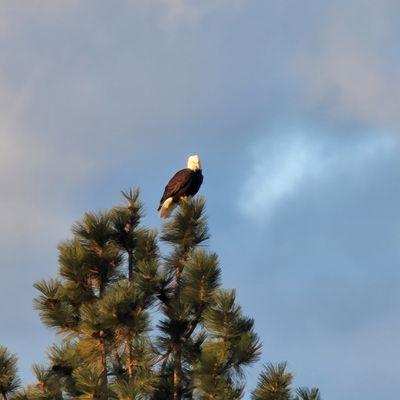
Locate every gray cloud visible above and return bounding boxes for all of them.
[296,1,400,130]
[0,77,98,247]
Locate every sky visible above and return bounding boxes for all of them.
[0,1,399,398]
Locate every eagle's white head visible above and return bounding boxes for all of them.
[187,155,202,171]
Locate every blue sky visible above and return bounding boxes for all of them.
[0,1,399,398]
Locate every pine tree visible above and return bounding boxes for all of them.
[1,189,321,399]
[155,199,261,399]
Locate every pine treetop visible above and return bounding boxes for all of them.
[1,189,320,400]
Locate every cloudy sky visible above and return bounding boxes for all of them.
[0,1,399,398]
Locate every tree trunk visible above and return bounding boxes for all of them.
[99,338,108,400]
[128,250,133,281]
[173,264,183,400]
[99,274,106,298]
[126,338,133,379]
[173,346,183,400]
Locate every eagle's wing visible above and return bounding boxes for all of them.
[158,168,193,209]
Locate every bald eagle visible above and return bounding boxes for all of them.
[158,155,203,218]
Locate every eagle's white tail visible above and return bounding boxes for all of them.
[159,197,177,218]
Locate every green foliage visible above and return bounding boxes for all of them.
[73,210,123,296]
[98,281,151,346]
[182,250,221,309]
[47,342,83,397]
[34,278,81,332]
[204,289,261,367]
[252,363,293,400]
[194,340,245,400]
[58,239,96,303]
[9,389,29,400]
[0,346,20,398]
[252,363,322,400]
[111,369,155,400]
[72,363,105,399]
[294,387,321,400]
[111,188,143,253]
[193,290,261,399]
[26,364,63,400]
[134,229,158,265]
[72,211,115,250]
[1,188,321,399]
[161,198,209,249]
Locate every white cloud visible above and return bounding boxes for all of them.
[240,131,398,222]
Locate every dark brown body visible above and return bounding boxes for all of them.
[158,168,203,211]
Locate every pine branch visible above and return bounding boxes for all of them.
[0,347,20,399]
[295,387,321,400]
[252,363,293,400]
